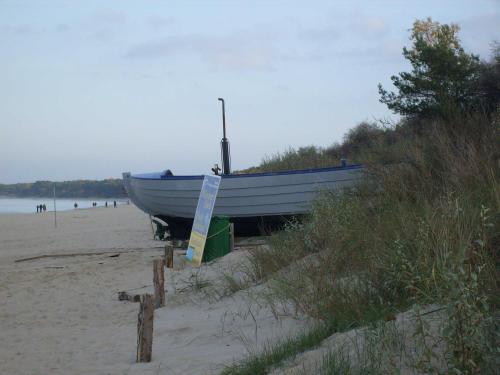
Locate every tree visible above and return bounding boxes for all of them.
[477,42,500,113]
[378,18,482,118]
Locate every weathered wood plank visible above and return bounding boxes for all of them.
[15,247,164,263]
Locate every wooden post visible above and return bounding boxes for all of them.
[153,259,165,308]
[136,294,154,362]
[229,223,235,252]
[149,215,155,239]
[164,242,174,269]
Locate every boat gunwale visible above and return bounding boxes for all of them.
[132,176,363,194]
[129,164,364,181]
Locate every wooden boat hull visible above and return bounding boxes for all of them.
[122,165,364,238]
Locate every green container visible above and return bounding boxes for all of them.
[203,216,230,262]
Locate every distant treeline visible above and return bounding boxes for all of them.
[0,179,127,198]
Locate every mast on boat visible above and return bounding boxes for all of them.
[218,98,231,175]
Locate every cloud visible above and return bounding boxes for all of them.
[299,25,341,42]
[459,12,499,32]
[458,12,500,57]
[147,16,175,29]
[351,15,386,38]
[55,24,70,33]
[88,9,127,26]
[125,32,277,71]
[330,40,402,63]
[274,84,291,91]
[1,24,36,35]
[288,8,395,66]
[80,9,127,43]
[300,11,387,45]
[89,28,115,42]
[123,10,394,71]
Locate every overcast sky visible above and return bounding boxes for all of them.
[1,0,498,183]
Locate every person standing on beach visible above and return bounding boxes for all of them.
[105,201,108,208]
[74,203,78,209]
[36,205,39,213]
[43,204,46,212]
[113,201,116,208]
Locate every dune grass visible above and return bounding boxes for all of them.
[220,323,334,375]
[224,111,499,374]
[220,306,393,375]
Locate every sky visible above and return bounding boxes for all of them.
[1,0,498,183]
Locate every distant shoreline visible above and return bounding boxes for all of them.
[0,178,127,199]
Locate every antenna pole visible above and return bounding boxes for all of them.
[218,98,231,175]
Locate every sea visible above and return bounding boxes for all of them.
[0,197,127,214]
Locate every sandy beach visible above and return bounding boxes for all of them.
[0,205,307,375]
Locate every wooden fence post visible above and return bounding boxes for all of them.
[229,223,235,252]
[153,259,165,308]
[164,242,174,269]
[136,294,154,362]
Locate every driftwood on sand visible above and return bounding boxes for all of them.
[14,247,164,263]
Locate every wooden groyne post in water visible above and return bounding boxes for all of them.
[153,259,165,308]
[136,294,154,362]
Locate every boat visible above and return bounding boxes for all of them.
[122,163,364,239]
[123,98,365,238]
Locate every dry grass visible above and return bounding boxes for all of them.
[236,111,499,374]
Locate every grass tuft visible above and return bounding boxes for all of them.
[221,323,334,375]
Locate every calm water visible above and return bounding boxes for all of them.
[0,197,127,214]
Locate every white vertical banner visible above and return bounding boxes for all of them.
[185,175,221,267]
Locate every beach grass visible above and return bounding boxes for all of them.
[223,111,499,374]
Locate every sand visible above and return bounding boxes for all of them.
[0,205,308,375]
